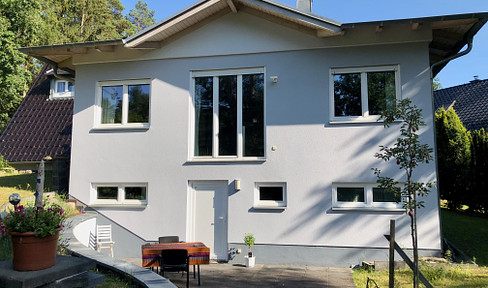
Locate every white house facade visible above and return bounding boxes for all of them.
[21,0,488,266]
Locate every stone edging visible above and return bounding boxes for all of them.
[63,211,177,288]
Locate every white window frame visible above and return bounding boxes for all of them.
[91,183,148,206]
[253,182,287,209]
[94,79,151,130]
[329,65,401,124]
[190,67,266,162]
[51,79,75,99]
[332,183,404,211]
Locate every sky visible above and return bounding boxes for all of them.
[120,0,488,89]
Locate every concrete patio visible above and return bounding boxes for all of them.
[134,262,356,288]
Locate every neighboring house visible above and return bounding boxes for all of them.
[434,77,488,131]
[0,65,73,193]
[20,0,488,266]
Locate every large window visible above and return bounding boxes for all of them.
[254,182,287,209]
[96,80,150,129]
[330,66,400,122]
[332,183,403,211]
[92,183,147,205]
[193,68,265,159]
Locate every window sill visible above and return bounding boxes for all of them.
[91,124,150,132]
[329,119,402,125]
[253,205,287,210]
[332,207,404,212]
[89,203,147,209]
[187,158,266,164]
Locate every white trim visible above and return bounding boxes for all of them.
[190,67,266,161]
[253,182,287,209]
[91,183,148,206]
[332,182,403,211]
[94,79,151,129]
[329,65,401,123]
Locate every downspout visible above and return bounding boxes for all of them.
[430,38,473,79]
[430,36,473,257]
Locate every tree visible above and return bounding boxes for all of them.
[469,129,488,213]
[435,108,471,210]
[126,0,155,33]
[433,77,442,91]
[0,0,42,132]
[373,99,434,288]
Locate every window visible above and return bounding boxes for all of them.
[96,80,150,129]
[192,68,265,160]
[330,66,400,122]
[332,183,403,211]
[92,184,147,205]
[254,182,286,209]
[51,79,75,98]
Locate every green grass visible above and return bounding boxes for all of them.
[0,171,52,192]
[354,264,488,287]
[441,208,488,266]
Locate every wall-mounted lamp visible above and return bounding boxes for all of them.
[270,76,278,83]
[235,179,241,191]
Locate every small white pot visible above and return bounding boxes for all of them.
[245,255,255,268]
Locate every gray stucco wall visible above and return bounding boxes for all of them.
[68,11,441,266]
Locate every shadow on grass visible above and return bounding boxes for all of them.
[0,171,52,191]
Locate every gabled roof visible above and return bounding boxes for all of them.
[0,66,73,163]
[18,0,488,78]
[434,78,488,131]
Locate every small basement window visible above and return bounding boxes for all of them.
[254,182,287,209]
[332,183,403,211]
[92,184,147,206]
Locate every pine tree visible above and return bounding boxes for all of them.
[126,0,156,33]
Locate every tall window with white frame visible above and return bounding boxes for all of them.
[97,80,150,128]
[193,69,264,159]
[331,66,400,122]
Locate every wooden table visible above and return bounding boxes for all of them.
[142,242,210,285]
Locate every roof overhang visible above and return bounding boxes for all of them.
[19,0,487,78]
[343,13,488,77]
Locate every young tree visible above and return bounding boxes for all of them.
[433,77,442,91]
[435,107,471,210]
[126,0,156,33]
[469,129,488,213]
[373,99,434,288]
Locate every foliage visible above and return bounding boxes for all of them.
[0,156,12,172]
[243,233,255,248]
[433,77,442,91]
[468,129,488,213]
[435,108,471,210]
[373,99,434,288]
[126,0,156,33]
[441,208,488,266]
[1,200,67,237]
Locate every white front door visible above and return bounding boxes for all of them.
[188,181,228,261]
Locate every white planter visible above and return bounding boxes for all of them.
[245,256,255,268]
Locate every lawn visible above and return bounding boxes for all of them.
[441,208,488,266]
[354,207,488,287]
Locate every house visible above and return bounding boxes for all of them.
[20,0,488,266]
[434,77,488,131]
[0,65,73,193]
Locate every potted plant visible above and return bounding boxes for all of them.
[0,200,67,271]
[243,233,255,268]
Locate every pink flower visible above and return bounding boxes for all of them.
[6,215,10,219]
[60,209,64,215]
[21,212,26,217]
[1,229,5,236]
[16,205,24,211]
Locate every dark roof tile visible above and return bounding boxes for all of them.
[0,65,73,163]
[434,79,488,131]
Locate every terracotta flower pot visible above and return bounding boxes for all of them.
[9,227,61,271]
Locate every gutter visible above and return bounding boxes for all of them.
[430,38,473,79]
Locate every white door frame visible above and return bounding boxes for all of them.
[187,180,229,260]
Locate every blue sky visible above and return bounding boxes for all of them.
[120,0,488,88]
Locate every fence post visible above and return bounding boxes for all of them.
[389,219,395,288]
